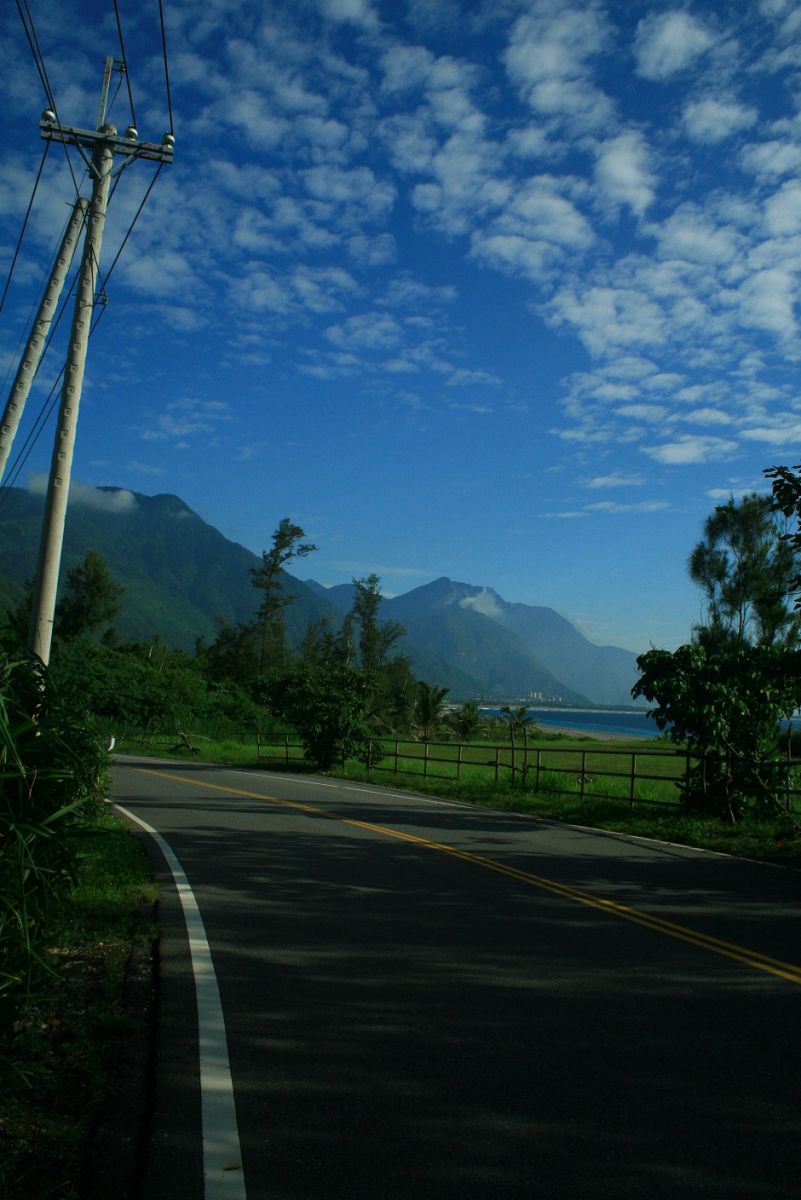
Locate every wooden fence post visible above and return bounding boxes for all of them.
[579,750,587,801]
[629,752,636,807]
[456,742,463,781]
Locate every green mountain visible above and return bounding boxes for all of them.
[307,578,593,705]
[382,578,639,707]
[0,486,339,650]
[2,485,639,704]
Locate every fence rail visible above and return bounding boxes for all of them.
[116,727,801,812]
[359,737,693,808]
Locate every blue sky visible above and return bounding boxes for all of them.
[1,0,800,654]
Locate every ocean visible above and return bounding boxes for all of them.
[484,707,801,740]
[483,707,658,739]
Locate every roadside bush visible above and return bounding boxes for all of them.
[0,654,107,1036]
[266,664,372,770]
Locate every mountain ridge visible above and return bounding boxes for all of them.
[1,485,641,705]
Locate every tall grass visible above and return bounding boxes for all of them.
[0,655,108,1035]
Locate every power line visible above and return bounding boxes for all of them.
[15,0,55,112]
[0,156,166,509]
[0,297,109,508]
[101,163,163,290]
[15,0,83,203]
[158,0,174,133]
[0,141,50,320]
[112,0,137,129]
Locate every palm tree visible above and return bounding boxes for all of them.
[499,705,540,783]
[413,681,449,741]
[449,700,484,742]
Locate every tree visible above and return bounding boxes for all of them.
[55,550,124,642]
[687,493,800,649]
[250,519,317,676]
[266,664,371,770]
[449,700,484,742]
[350,575,405,674]
[632,487,801,819]
[347,574,408,728]
[199,619,260,694]
[765,463,801,605]
[413,681,449,741]
[499,704,539,783]
[633,642,801,820]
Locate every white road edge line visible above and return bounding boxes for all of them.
[115,804,247,1199]
[236,771,475,809]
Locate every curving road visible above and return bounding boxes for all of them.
[111,755,801,1200]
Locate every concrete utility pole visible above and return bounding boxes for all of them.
[0,197,88,484]
[27,58,174,665]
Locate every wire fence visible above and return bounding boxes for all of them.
[116,727,801,813]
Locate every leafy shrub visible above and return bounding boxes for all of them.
[0,654,107,1035]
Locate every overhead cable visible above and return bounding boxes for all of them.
[15,0,55,111]
[158,0,174,133]
[0,141,50,321]
[112,0,138,129]
[16,0,83,203]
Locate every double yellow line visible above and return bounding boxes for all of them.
[137,767,801,988]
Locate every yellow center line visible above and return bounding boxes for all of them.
[134,766,801,987]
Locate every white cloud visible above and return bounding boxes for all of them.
[459,588,503,619]
[741,139,801,180]
[504,178,594,248]
[583,472,646,489]
[470,233,557,279]
[504,3,614,131]
[326,312,404,350]
[302,165,395,224]
[643,435,738,464]
[616,403,669,422]
[586,500,669,513]
[549,284,667,356]
[140,398,234,443]
[594,131,654,217]
[738,268,797,338]
[380,276,456,308]
[128,461,168,476]
[741,421,801,444]
[683,98,758,144]
[319,0,378,28]
[27,476,137,512]
[764,180,801,236]
[348,233,397,265]
[654,205,740,265]
[685,407,733,425]
[381,44,436,93]
[633,11,714,81]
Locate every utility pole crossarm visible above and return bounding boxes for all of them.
[40,113,175,165]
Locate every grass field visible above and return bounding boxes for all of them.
[0,810,156,1200]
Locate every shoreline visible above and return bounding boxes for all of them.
[536,723,656,743]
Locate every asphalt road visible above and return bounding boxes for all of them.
[111,755,801,1200]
